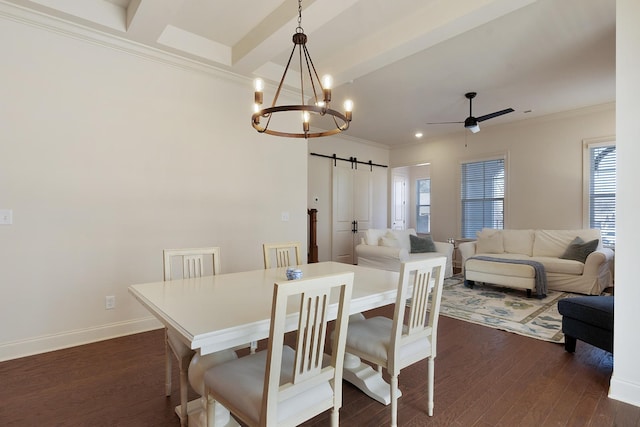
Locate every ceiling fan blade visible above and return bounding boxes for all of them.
[426,121,464,125]
[476,108,514,122]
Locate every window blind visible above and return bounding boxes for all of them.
[589,145,616,247]
[461,158,504,238]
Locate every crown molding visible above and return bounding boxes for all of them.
[0,0,248,85]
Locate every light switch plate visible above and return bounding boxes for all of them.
[0,209,12,225]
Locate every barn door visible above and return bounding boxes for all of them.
[332,161,372,264]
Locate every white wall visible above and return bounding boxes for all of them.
[0,13,308,360]
[390,104,615,242]
[307,138,389,262]
[609,0,640,408]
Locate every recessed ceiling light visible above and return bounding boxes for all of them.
[415,132,423,138]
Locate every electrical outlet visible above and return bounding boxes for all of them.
[281,211,290,221]
[0,209,12,225]
[105,295,116,310]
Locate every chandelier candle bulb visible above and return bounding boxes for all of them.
[253,78,263,105]
[253,103,261,124]
[322,75,332,102]
[344,99,353,121]
[322,75,333,89]
[303,111,310,134]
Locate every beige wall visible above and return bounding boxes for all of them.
[0,13,307,359]
[390,104,615,242]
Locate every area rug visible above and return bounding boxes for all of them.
[437,275,573,343]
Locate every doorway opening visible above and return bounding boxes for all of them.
[391,163,431,233]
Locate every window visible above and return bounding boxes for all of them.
[416,179,430,233]
[586,141,616,247]
[461,158,505,238]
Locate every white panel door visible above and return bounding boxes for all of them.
[392,174,407,230]
[353,165,373,237]
[332,162,372,264]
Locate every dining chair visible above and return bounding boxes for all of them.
[344,257,446,427]
[162,247,222,427]
[262,241,302,269]
[202,271,354,426]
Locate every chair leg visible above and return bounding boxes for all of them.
[390,374,398,427]
[331,408,339,427]
[427,357,434,416]
[165,332,172,397]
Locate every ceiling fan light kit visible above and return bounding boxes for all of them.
[251,0,353,139]
[428,91,514,134]
[464,117,480,133]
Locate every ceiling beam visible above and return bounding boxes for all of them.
[125,0,187,44]
[325,0,539,86]
[231,0,357,77]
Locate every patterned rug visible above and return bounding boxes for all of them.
[438,275,573,343]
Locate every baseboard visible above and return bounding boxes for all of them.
[0,316,163,362]
[609,376,640,407]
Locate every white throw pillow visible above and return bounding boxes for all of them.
[476,228,498,239]
[476,231,504,254]
[390,229,416,252]
[502,229,534,256]
[365,228,388,246]
[380,234,401,248]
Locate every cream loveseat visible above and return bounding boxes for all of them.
[355,228,454,277]
[458,229,614,296]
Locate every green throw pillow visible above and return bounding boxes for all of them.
[409,234,437,253]
[560,236,599,263]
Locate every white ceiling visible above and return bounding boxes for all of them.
[3,0,615,147]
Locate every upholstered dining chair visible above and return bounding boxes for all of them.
[262,241,302,269]
[162,247,221,427]
[344,257,447,427]
[202,272,354,427]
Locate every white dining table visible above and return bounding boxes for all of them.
[129,261,400,427]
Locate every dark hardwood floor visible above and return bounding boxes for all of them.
[1,305,639,426]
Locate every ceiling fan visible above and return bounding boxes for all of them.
[427,92,514,133]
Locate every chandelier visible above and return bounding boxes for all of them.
[251,0,353,138]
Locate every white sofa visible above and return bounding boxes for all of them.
[458,228,614,295]
[355,228,454,277]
